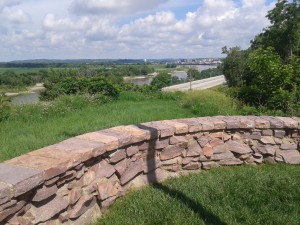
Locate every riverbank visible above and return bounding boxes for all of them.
[4,83,45,97]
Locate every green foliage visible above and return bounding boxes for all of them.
[41,75,119,100]
[150,72,172,90]
[0,95,11,121]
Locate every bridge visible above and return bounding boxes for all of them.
[162,75,226,92]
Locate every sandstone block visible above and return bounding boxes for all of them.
[262,129,273,136]
[0,200,26,223]
[53,138,106,161]
[114,158,130,176]
[260,116,283,128]
[253,117,270,129]
[100,129,132,147]
[109,150,126,164]
[197,136,211,147]
[210,117,227,130]
[141,121,175,138]
[274,130,286,139]
[97,178,118,201]
[182,162,201,170]
[170,136,187,145]
[187,141,202,157]
[176,119,202,133]
[0,163,43,197]
[215,116,240,129]
[250,132,261,140]
[126,146,139,157]
[277,117,298,129]
[226,141,252,155]
[69,195,96,219]
[280,143,297,150]
[202,161,220,170]
[83,170,96,187]
[257,145,276,156]
[0,182,11,205]
[260,136,276,145]
[34,195,68,224]
[161,157,182,166]
[212,144,227,154]
[69,188,83,205]
[154,138,170,149]
[111,126,150,143]
[218,158,243,166]
[196,117,214,131]
[160,145,184,161]
[91,160,115,179]
[120,159,143,185]
[203,145,213,158]
[161,120,189,134]
[0,200,16,211]
[32,184,58,202]
[70,204,101,225]
[212,152,235,161]
[279,150,300,164]
[143,158,161,173]
[235,116,255,129]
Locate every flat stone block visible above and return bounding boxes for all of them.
[212,152,235,161]
[226,141,253,155]
[215,116,240,129]
[0,163,43,197]
[160,145,184,161]
[196,117,214,131]
[260,116,283,128]
[176,119,202,133]
[210,117,227,130]
[100,129,132,147]
[279,150,300,164]
[77,132,119,151]
[53,137,106,161]
[234,116,255,129]
[0,182,11,205]
[6,154,70,180]
[161,120,189,134]
[120,159,143,185]
[141,121,175,138]
[34,195,69,223]
[111,126,150,143]
[277,117,298,129]
[32,184,58,202]
[218,158,243,166]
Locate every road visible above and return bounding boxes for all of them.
[162,75,226,92]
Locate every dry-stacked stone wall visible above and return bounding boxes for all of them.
[1,116,300,224]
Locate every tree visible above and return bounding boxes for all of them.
[150,72,171,90]
[251,0,300,61]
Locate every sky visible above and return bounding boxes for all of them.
[0,0,276,61]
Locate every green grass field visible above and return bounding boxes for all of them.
[96,164,300,225]
[0,67,47,74]
[0,88,241,162]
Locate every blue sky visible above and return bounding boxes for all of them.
[0,0,276,61]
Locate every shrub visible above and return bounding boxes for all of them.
[0,95,11,121]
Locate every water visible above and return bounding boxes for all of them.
[11,92,40,105]
[124,77,154,86]
[171,65,218,80]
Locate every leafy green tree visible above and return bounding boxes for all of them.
[150,72,171,90]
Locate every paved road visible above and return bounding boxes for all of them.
[162,75,226,92]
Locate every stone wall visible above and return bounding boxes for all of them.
[1,116,300,225]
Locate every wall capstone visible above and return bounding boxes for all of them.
[1,116,300,224]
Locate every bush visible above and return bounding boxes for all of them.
[0,95,11,121]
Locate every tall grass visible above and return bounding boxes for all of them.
[96,164,300,225]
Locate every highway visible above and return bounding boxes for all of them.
[162,75,226,92]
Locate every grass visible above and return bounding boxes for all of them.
[96,164,300,225]
[0,88,245,162]
[0,67,47,74]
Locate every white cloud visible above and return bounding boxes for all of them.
[0,0,19,12]
[3,8,31,23]
[70,0,168,16]
[43,14,89,31]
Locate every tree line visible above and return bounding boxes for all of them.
[222,0,300,114]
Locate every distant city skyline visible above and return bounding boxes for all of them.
[0,0,276,61]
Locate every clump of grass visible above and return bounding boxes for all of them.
[180,89,241,116]
[96,164,300,225]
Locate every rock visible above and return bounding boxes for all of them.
[114,158,130,176]
[69,195,96,219]
[260,137,276,145]
[143,158,161,173]
[141,121,175,138]
[101,196,118,211]
[161,157,182,166]
[160,145,184,161]
[202,145,213,158]
[170,136,187,145]
[212,152,235,161]
[212,144,227,154]
[154,138,170,149]
[126,146,139,157]
[274,130,286,139]
[202,161,220,170]
[32,184,58,202]
[70,202,101,225]
[0,182,11,205]
[250,132,261,140]
[262,129,273,136]
[0,163,43,197]
[197,136,211,148]
[83,170,96,187]
[34,195,69,224]
[279,150,300,164]
[280,143,297,150]
[120,159,143,185]
[161,120,189,134]
[263,157,276,164]
[109,150,126,164]
[97,178,118,201]
[226,141,252,155]
[91,160,115,179]
[182,162,201,170]
[69,188,83,205]
[277,117,298,129]
[257,145,276,156]
[218,158,243,166]
[186,141,202,157]
[0,201,26,222]
[59,211,69,223]
[0,200,17,211]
